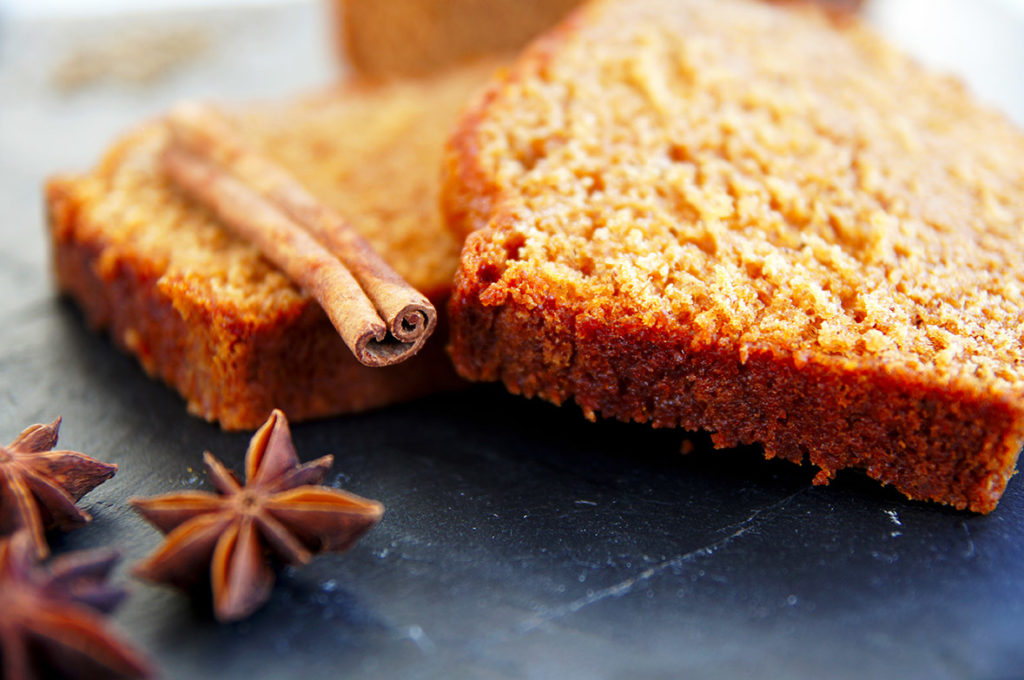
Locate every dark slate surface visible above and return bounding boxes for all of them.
[1,2,1023,679]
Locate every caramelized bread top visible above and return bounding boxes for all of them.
[444,0,1024,398]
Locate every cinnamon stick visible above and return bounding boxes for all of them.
[161,102,437,367]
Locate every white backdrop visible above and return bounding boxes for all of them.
[3,0,1024,19]
[1,0,309,16]
[2,0,1021,124]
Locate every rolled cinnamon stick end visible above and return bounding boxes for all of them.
[162,144,426,367]
[167,102,439,352]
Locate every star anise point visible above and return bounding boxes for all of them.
[0,417,118,558]
[131,409,383,622]
[0,531,153,680]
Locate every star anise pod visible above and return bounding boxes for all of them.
[0,417,118,558]
[0,531,153,680]
[130,409,384,622]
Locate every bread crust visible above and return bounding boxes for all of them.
[450,228,1024,513]
[442,7,588,242]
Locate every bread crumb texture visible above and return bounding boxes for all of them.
[445,0,1024,511]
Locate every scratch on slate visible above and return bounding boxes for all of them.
[515,489,805,634]
[960,521,976,560]
[406,624,436,654]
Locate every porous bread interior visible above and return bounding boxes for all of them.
[456,0,1024,399]
[68,61,498,321]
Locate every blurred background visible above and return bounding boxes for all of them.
[0,0,1021,301]
[2,0,1021,287]
[2,0,1022,164]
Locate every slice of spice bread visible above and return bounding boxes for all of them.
[443,0,1024,512]
[48,60,497,430]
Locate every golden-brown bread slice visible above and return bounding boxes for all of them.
[338,0,582,78]
[47,60,498,430]
[444,0,1024,512]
